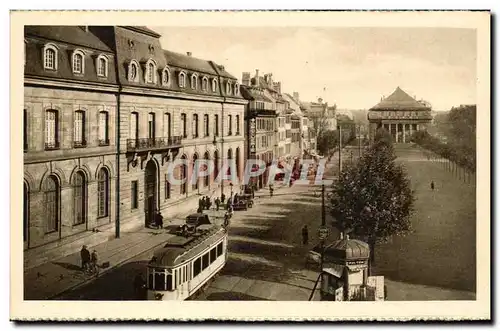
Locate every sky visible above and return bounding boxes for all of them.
[152,27,477,111]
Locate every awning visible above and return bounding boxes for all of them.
[323,264,344,278]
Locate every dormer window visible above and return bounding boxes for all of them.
[191,74,198,90]
[128,60,139,82]
[226,81,232,95]
[179,72,186,88]
[234,83,239,96]
[43,43,58,70]
[96,54,108,77]
[212,78,218,92]
[162,67,170,86]
[72,50,85,74]
[202,76,208,91]
[145,59,157,84]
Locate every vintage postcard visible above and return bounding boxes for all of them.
[10,10,490,321]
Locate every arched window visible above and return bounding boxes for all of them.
[162,68,170,86]
[72,50,85,74]
[43,44,57,70]
[146,61,156,83]
[97,168,109,218]
[191,74,198,90]
[226,81,232,95]
[192,154,199,191]
[212,78,217,92]
[202,77,208,91]
[43,175,59,233]
[234,83,239,96]
[73,171,87,225]
[180,155,187,195]
[128,60,139,82]
[97,55,108,77]
[23,182,29,242]
[45,109,58,150]
[179,72,186,88]
[204,152,210,187]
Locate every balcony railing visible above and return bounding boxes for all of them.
[127,136,182,152]
[98,139,110,146]
[368,112,433,121]
[44,141,60,150]
[73,140,87,148]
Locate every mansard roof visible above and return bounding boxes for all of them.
[25,26,113,52]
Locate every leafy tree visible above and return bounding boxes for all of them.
[328,128,415,269]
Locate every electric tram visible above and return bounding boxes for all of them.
[146,221,228,300]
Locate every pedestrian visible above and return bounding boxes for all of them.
[269,184,274,197]
[430,180,435,191]
[80,245,91,272]
[302,225,309,245]
[198,198,203,211]
[91,249,99,269]
[207,197,212,210]
[133,272,146,300]
[226,198,232,211]
[215,197,221,211]
[221,193,226,203]
[155,210,164,229]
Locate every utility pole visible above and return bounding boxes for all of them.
[338,125,342,175]
[358,124,362,158]
[320,183,326,271]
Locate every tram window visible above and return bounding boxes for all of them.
[193,258,201,277]
[183,266,186,282]
[166,274,173,291]
[174,269,178,287]
[210,247,217,262]
[155,272,166,291]
[202,253,209,270]
[148,273,154,290]
[216,242,223,257]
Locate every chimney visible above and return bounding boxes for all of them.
[293,92,300,101]
[242,72,251,86]
[254,69,260,87]
[273,82,281,94]
[268,73,273,86]
[187,52,192,57]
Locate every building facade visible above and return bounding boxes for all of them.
[24,26,120,250]
[241,73,276,189]
[367,87,433,142]
[24,26,246,255]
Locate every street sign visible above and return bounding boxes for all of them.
[318,226,329,240]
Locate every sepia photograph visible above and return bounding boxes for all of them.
[10,10,490,321]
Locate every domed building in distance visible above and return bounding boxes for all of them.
[367,87,433,143]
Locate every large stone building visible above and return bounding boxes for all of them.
[367,87,433,142]
[24,26,120,253]
[23,26,246,260]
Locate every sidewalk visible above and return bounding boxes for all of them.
[24,185,283,301]
[24,209,226,300]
